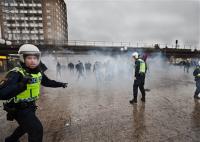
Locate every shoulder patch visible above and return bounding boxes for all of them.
[0,78,8,89]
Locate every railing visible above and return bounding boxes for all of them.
[64,40,196,50]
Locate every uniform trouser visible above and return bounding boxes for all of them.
[5,107,43,142]
[195,80,200,97]
[133,76,145,99]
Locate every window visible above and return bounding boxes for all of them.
[48,29,51,33]
[38,10,42,14]
[39,30,43,34]
[40,36,44,40]
[47,22,51,26]
[37,4,42,7]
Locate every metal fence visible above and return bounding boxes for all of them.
[0,39,196,50]
[65,40,196,50]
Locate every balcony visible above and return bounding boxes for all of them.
[30,31,39,34]
[22,30,29,34]
[39,30,44,34]
[30,17,37,20]
[19,3,28,7]
[38,10,42,14]
[31,37,39,40]
[40,37,44,40]
[38,23,43,27]
[37,4,42,7]
[6,17,11,20]
[10,3,18,6]
[23,37,30,40]
[29,23,38,27]
[19,10,28,14]
[11,17,19,20]
[13,30,20,34]
[10,10,18,14]
[15,24,20,27]
[19,17,29,21]
[21,24,29,27]
[29,10,37,14]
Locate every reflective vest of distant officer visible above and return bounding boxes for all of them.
[193,61,200,99]
[130,52,147,104]
[0,44,68,142]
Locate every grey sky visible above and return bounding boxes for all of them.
[66,0,200,47]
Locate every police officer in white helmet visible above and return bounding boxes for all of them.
[0,44,68,142]
[130,52,147,104]
[193,60,200,99]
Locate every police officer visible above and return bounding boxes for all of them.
[193,61,200,99]
[0,44,68,142]
[130,52,147,104]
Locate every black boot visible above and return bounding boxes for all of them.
[5,137,20,142]
[130,97,137,104]
[141,97,145,102]
[141,95,145,102]
[194,94,200,99]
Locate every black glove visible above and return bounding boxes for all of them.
[62,83,68,88]
[18,75,32,90]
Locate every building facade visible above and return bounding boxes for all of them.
[0,0,68,45]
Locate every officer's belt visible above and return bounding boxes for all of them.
[14,101,36,109]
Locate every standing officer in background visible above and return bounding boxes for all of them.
[0,44,68,142]
[130,52,147,104]
[193,61,200,99]
[56,61,62,77]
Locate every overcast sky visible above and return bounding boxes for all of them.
[66,0,200,47]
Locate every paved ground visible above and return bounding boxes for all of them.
[0,55,199,142]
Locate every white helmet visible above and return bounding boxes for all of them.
[132,52,139,59]
[198,61,200,66]
[18,44,41,63]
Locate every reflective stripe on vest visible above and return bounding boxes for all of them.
[9,67,42,103]
[138,59,146,73]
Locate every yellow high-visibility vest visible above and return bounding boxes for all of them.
[138,59,146,73]
[9,67,42,103]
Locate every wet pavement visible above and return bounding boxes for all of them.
[0,56,200,142]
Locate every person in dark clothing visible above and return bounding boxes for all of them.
[0,44,68,142]
[85,62,92,73]
[68,62,74,72]
[184,59,190,73]
[56,62,62,77]
[130,52,147,104]
[93,61,103,82]
[76,61,84,80]
[193,61,200,99]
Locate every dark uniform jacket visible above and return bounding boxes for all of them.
[0,65,64,100]
[193,66,200,81]
[134,58,147,79]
